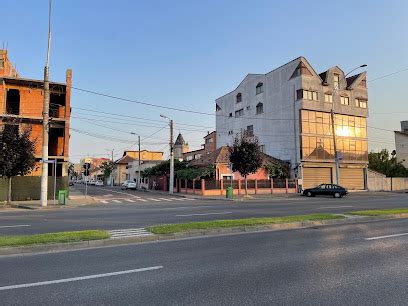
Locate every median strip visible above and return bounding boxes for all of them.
[0,230,110,248]
[347,208,408,216]
[148,213,344,235]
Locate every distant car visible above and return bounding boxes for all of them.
[89,180,96,186]
[121,180,137,190]
[95,180,104,186]
[303,184,347,198]
[69,181,74,186]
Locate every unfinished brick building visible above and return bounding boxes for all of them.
[0,49,71,181]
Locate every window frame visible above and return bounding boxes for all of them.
[236,93,242,103]
[256,102,264,114]
[256,82,264,95]
[340,96,350,105]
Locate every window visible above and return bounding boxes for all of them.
[194,153,202,159]
[216,104,221,112]
[228,130,234,135]
[235,108,244,117]
[259,145,265,152]
[355,98,367,108]
[0,59,4,68]
[246,125,254,136]
[208,137,214,143]
[186,155,193,161]
[229,113,232,117]
[246,106,250,111]
[333,74,340,89]
[256,82,264,95]
[256,102,263,114]
[296,89,318,101]
[340,96,349,105]
[324,94,333,103]
[236,93,242,103]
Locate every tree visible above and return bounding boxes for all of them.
[263,163,289,179]
[176,166,215,180]
[368,149,408,177]
[100,161,114,178]
[142,160,188,178]
[229,132,263,195]
[0,125,37,204]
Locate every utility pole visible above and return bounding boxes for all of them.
[111,149,114,186]
[40,0,52,208]
[138,135,141,189]
[169,120,174,194]
[331,109,340,185]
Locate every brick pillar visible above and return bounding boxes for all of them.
[271,178,274,194]
[220,179,223,196]
[201,179,205,195]
[255,179,258,194]
[238,179,241,195]
[285,178,288,194]
[295,178,299,193]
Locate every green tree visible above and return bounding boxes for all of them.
[0,125,37,204]
[100,161,114,178]
[229,132,263,195]
[263,163,289,179]
[368,149,408,177]
[142,160,188,178]
[176,166,215,180]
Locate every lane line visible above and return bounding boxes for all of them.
[0,225,31,229]
[176,212,233,217]
[0,266,163,291]
[365,232,408,241]
[317,206,353,209]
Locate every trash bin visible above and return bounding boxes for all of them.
[58,190,67,205]
[226,187,233,199]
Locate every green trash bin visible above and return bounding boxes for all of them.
[58,190,67,205]
[226,187,233,199]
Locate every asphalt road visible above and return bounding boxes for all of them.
[0,185,408,235]
[0,218,407,305]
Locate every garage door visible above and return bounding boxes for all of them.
[303,167,332,189]
[340,168,365,190]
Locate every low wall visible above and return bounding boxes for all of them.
[367,176,408,191]
[0,176,69,201]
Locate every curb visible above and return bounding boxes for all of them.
[1,213,408,256]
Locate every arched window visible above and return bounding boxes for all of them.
[256,102,263,114]
[256,82,264,95]
[236,93,242,103]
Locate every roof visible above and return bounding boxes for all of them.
[204,131,216,139]
[115,155,135,164]
[175,133,186,145]
[0,76,66,87]
[394,130,408,136]
[188,146,286,167]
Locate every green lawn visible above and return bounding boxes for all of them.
[0,230,110,248]
[347,208,408,216]
[148,214,344,235]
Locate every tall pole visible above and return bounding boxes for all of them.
[331,109,340,185]
[169,120,174,194]
[138,135,141,189]
[111,149,114,186]
[40,0,52,208]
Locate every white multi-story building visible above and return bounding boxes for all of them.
[395,120,408,168]
[215,57,368,190]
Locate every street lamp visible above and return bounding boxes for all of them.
[160,114,174,194]
[331,64,367,185]
[130,132,141,189]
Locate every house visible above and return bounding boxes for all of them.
[215,57,368,190]
[183,131,217,161]
[395,120,408,168]
[174,133,189,160]
[0,50,71,200]
[188,146,286,180]
[112,155,134,186]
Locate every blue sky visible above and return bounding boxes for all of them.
[1,0,408,162]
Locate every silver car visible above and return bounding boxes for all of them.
[121,180,137,190]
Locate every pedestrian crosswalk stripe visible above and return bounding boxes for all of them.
[136,198,147,202]
[100,200,109,204]
[147,198,160,202]
[112,200,121,203]
[108,228,153,239]
[124,199,136,203]
[157,198,172,201]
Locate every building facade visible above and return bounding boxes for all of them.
[174,133,189,160]
[395,121,408,168]
[215,57,368,190]
[183,131,217,161]
[0,50,71,178]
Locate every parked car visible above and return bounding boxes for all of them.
[89,180,96,186]
[121,180,137,190]
[95,180,104,186]
[69,181,74,186]
[303,184,347,198]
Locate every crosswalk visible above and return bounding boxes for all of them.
[108,228,153,239]
[96,197,196,204]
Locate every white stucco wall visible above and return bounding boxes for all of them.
[395,132,408,168]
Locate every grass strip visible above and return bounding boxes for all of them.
[148,214,344,235]
[347,208,408,216]
[0,230,110,248]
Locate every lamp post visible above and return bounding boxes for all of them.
[160,114,174,194]
[331,64,367,185]
[130,132,141,189]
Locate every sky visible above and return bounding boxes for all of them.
[1,0,408,162]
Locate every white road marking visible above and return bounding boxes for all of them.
[176,212,233,217]
[147,198,161,202]
[0,266,163,291]
[157,198,173,202]
[99,200,109,204]
[0,225,30,229]
[317,206,353,209]
[170,198,189,201]
[124,199,136,203]
[108,228,153,238]
[136,198,147,202]
[112,200,121,203]
[365,232,408,241]
[92,187,141,199]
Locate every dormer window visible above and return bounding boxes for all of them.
[256,82,264,95]
[340,96,349,105]
[236,93,242,103]
[333,74,340,90]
